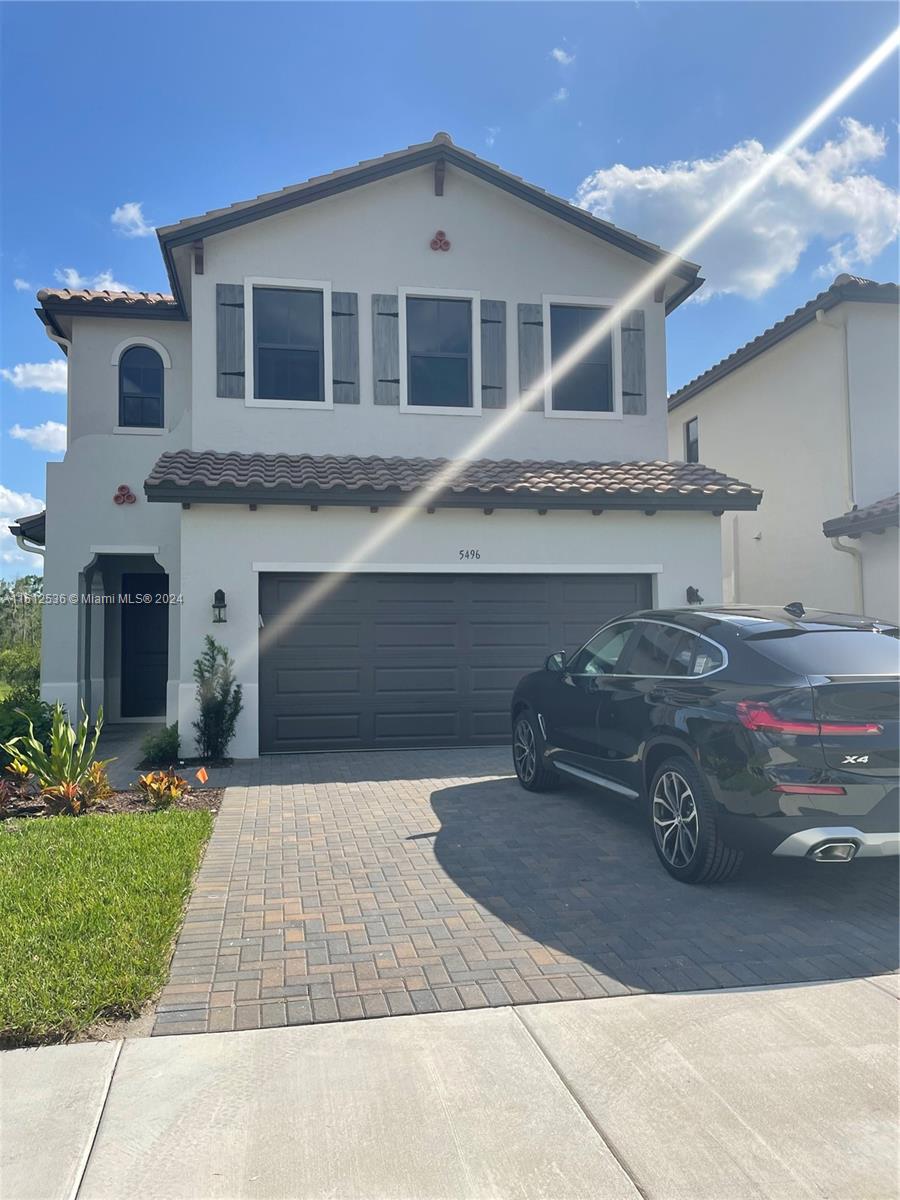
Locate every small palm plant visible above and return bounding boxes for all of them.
[0,702,111,816]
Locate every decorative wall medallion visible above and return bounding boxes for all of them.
[114,484,137,505]
[430,230,451,251]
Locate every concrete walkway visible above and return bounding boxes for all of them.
[3,978,897,1200]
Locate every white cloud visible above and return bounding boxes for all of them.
[574,117,899,300]
[485,126,500,148]
[10,421,67,453]
[111,200,155,238]
[54,266,135,293]
[551,87,569,103]
[13,278,31,292]
[0,360,67,394]
[550,47,575,65]
[0,484,44,568]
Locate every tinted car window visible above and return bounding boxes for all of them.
[749,629,900,675]
[569,623,635,675]
[621,623,691,676]
[691,640,725,675]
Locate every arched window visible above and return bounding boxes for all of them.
[119,346,164,428]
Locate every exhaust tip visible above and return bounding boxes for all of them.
[811,841,858,863]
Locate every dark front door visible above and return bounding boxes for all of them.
[259,572,652,752]
[121,572,169,718]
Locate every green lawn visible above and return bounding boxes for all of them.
[0,810,212,1043]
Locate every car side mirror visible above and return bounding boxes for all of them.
[545,650,567,673]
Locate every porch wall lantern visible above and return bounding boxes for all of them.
[212,589,227,623]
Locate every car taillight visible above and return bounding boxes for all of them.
[736,701,882,737]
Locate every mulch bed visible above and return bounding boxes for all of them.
[1,788,223,822]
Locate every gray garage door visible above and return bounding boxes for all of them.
[259,572,652,752]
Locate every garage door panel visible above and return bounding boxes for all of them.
[259,572,651,752]
[375,667,460,694]
[276,667,360,695]
[470,666,539,693]
[468,578,550,604]
[470,709,514,738]
[374,711,460,740]
[277,622,362,650]
[469,622,549,647]
[274,713,361,744]
[374,623,459,649]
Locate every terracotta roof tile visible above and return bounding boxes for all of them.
[37,287,177,310]
[145,451,761,511]
[823,493,899,538]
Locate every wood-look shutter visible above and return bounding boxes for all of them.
[216,284,245,399]
[621,309,646,415]
[372,293,400,405]
[480,300,506,409]
[331,291,359,404]
[517,303,544,410]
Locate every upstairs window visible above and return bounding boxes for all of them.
[119,346,164,428]
[253,286,324,403]
[549,304,613,413]
[406,296,472,408]
[684,417,699,463]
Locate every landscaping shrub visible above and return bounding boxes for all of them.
[0,644,40,697]
[136,768,190,810]
[192,636,242,760]
[0,702,111,815]
[0,694,53,770]
[141,722,180,765]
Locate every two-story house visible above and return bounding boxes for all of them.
[667,275,899,624]
[13,133,759,758]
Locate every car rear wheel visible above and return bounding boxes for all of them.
[649,757,742,884]
[512,714,558,792]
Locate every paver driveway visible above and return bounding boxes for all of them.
[153,748,899,1035]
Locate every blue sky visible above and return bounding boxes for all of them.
[1,1,898,575]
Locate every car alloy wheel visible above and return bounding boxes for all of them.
[513,718,537,784]
[652,769,699,869]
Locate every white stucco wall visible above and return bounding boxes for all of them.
[40,430,187,722]
[190,164,670,461]
[175,505,724,757]
[65,317,192,443]
[845,301,900,509]
[859,534,899,625]
[668,317,859,612]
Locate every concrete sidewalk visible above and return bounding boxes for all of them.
[3,978,897,1200]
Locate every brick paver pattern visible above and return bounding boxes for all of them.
[153,749,899,1035]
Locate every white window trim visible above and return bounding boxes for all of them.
[398,286,482,417]
[542,294,623,421]
[113,426,165,436]
[244,276,333,410]
[110,337,172,368]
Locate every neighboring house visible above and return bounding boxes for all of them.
[13,132,760,757]
[668,275,899,624]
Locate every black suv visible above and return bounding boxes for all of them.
[510,606,899,883]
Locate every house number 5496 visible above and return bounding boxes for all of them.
[459,549,481,561]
